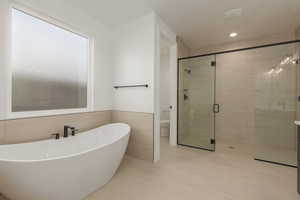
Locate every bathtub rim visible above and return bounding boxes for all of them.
[0,123,130,163]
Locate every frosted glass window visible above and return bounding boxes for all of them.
[11,9,89,112]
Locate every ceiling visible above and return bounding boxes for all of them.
[20,0,300,50]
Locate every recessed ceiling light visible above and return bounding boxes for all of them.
[230,32,238,37]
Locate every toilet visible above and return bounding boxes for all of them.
[160,111,170,137]
[160,120,170,137]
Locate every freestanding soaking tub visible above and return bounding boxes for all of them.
[0,123,130,200]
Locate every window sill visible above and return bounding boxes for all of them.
[6,108,92,120]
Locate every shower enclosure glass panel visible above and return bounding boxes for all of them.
[253,43,299,166]
[215,43,298,166]
[177,41,299,166]
[178,56,216,151]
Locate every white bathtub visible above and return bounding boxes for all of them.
[0,123,130,200]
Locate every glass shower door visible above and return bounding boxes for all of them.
[178,56,216,151]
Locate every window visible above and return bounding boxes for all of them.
[11,8,90,114]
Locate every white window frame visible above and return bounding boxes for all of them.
[6,3,94,119]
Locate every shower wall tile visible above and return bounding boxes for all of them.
[216,52,256,146]
[181,33,298,165]
[255,110,296,149]
[2,111,112,144]
[112,110,154,162]
[214,44,298,167]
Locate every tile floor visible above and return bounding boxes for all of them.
[86,137,299,200]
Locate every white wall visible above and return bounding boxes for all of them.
[0,0,113,119]
[112,13,155,113]
[154,15,178,161]
[0,1,174,118]
[112,13,177,162]
[160,49,170,120]
[0,0,11,120]
[93,28,113,111]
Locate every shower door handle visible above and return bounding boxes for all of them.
[213,104,220,113]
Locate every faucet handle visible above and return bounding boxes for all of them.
[51,133,60,140]
[71,128,79,136]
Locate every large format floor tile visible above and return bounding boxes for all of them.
[86,137,298,200]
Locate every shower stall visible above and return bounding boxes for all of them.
[178,41,300,166]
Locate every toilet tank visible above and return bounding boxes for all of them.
[160,110,170,121]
